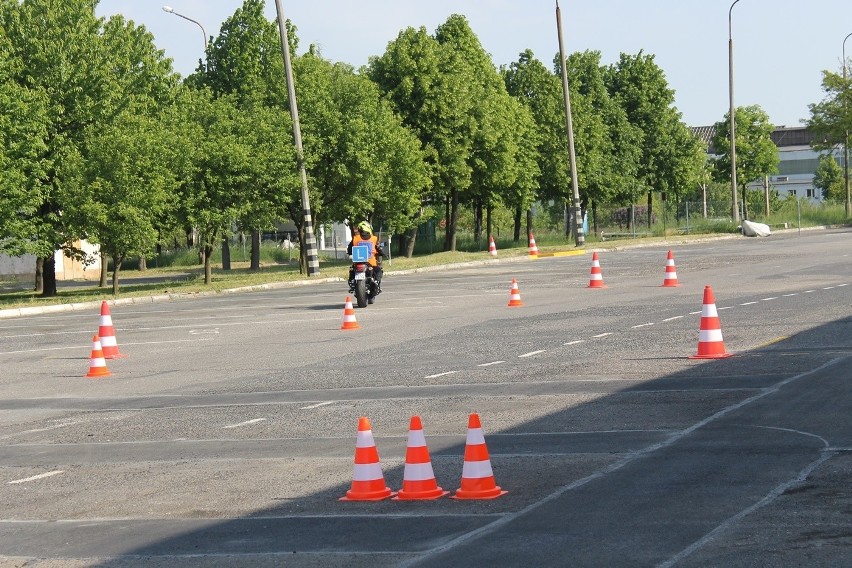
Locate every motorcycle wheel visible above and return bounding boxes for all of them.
[354,279,368,308]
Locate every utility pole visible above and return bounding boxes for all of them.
[728,0,741,223]
[273,0,320,276]
[555,1,584,246]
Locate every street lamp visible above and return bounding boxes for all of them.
[728,0,741,223]
[162,6,208,54]
[843,32,851,217]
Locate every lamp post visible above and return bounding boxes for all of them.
[162,6,207,54]
[843,32,851,217]
[728,0,741,223]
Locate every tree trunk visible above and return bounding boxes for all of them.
[647,191,653,229]
[221,235,231,270]
[112,255,123,296]
[742,186,750,220]
[203,243,213,284]
[99,253,108,288]
[41,254,57,297]
[405,226,417,258]
[473,200,483,244]
[486,204,493,241]
[447,188,459,252]
[34,257,44,293]
[138,256,146,271]
[526,209,533,243]
[443,195,451,251]
[513,206,522,242]
[564,202,571,238]
[250,229,260,271]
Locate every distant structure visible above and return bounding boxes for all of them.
[691,124,847,202]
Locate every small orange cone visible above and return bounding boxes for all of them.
[488,236,497,257]
[85,335,111,378]
[340,417,395,501]
[661,250,680,287]
[393,416,448,500]
[587,251,606,288]
[98,301,126,359]
[340,296,361,330]
[507,278,524,307]
[453,413,507,500]
[689,285,732,359]
[528,233,539,257]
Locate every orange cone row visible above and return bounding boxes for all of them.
[341,413,506,501]
[488,235,497,257]
[84,301,128,378]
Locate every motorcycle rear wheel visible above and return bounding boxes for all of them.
[354,279,368,308]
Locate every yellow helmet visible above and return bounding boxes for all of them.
[357,221,373,235]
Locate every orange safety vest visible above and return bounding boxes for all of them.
[352,234,379,267]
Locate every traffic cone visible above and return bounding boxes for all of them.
[98,301,126,359]
[507,278,524,307]
[85,335,111,378]
[587,251,606,288]
[528,233,539,257]
[453,413,507,500]
[689,285,732,359]
[393,416,448,500]
[340,296,361,330]
[488,236,497,257]
[661,250,680,287]
[340,417,395,501]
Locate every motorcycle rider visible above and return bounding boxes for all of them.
[347,221,384,301]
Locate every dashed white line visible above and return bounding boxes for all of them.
[592,333,612,338]
[662,316,684,322]
[838,284,849,288]
[719,306,732,310]
[518,350,545,358]
[783,293,798,297]
[823,287,835,290]
[761,297,778,301]
[689,311,701,315]
[631,323,654,329]
[425,371,458,379]
[804,290,816,293]
[8,471,64,485]
[222,418,266,429]
[300,401,335,410]
[477,361,505,367]
[740,301,758,306]
[564,340,585,346]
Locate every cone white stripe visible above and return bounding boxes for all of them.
[407,429,427,447]
[352,462,383,481]
[466,428,486,445]
[90,356,106,368]
[356,430,375,447]
[699,329,724,342]
[403,462,436,481]
[590,274,603,281]
[702,304,718,317]
[666,271,678,278]
[100,335,117,347]
[100,315,113,325]
[462,459,494,479]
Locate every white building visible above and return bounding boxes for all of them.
[0,241,101,282]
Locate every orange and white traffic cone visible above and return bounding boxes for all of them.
[689,285,732,359]
[85,335,111,378]
[488,236,497,257]
[340,296,361,330]
[98,301,126,359]
[453,413,507,500]
[528,233,539,257]
[507,278,524,307]
[587,251,606,288]
[393,416,448,500]
[661,250,680,287]
[340,417,395,501]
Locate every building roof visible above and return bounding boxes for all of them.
[690,124,816,153]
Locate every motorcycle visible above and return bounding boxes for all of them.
[348,244,382,308]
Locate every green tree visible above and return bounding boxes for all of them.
[807,67,852,214]
[711,105,779,220]
[813,154,844,202]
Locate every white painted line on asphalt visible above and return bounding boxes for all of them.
[689,311,701,315]
[518,350,545,358]
[719,306,732,310]
[300,401,335,410]
[838,283,849,287]
[631,323,654,329]
[0,337,214,355]
[0,422,82,441]
[783,293,798,297]
[662,316,684,322]
[564,340,585,346]
[804,290,816,293]
[8,470,64,485]
[477,361,505,367]
[592,333,612,338]
[740,301,758,306]
[761,297,778,301]
[823,286,835,290]
[425,371,458,379]
[222,418,266,429]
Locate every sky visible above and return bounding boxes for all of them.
[96,1,852,128]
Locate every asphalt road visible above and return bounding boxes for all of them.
[1,229,851,567]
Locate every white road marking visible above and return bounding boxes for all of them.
[662,316,684,322]
[477,361,505,367]
[0,337,214,356]
[425,371,458,379]
[804,290,816,293]
[0,422,82,441]
[564,340,585,346]
[761,297,778,301]
[740,301,758,306]
[222,418,266,429]
[631,323,654,329]
[8,470,64,485]
[719,306,732,310]
[689,311,701,315]
[189,328,220,335]
[838,283,849,287]
[823,287,835,290]
[518,350,545,358]
[783,293,798,297]
[592,333,612,338]
[300,401,335,410]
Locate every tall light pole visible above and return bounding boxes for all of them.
[843,32,851,217]
[273,0,320,276]
[728,0,741,223]
[555,0,584,247]
[162,6,207,54]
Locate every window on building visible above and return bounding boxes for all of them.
[807,188,815,198]
[790,190,797,196]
